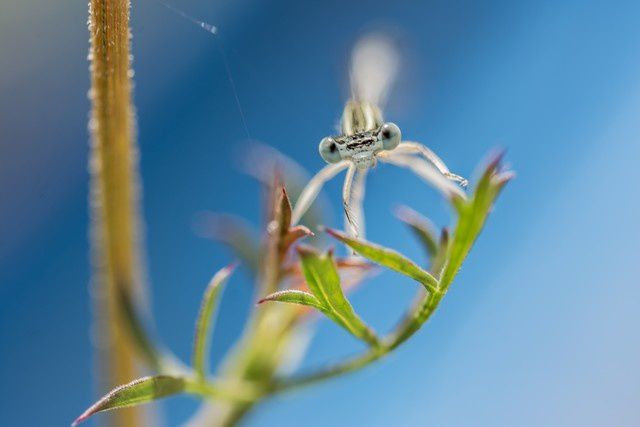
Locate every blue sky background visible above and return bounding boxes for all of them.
[1,0,639,425]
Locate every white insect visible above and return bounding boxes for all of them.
[291,34,468,238]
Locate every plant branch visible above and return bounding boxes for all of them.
[88,0,148,425]
[268,290,443,393]
[269,157,511,394]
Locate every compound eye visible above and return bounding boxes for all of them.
[319,137,342,164]
[379,122,401,151]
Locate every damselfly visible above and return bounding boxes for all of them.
[290,35,468,239]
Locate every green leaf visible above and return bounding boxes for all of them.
[430,228,450,277]
[297,246,379,346]
[194,212,260,274]
[193,263,236,381]
[324,228,439,293]
[440,152,513,290]
[390,153,513,348]
[72,376,186,426]
[258,289,324,310]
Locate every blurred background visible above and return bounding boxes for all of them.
[1,0,640,425]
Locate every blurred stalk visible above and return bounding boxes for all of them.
[88,0,146,426]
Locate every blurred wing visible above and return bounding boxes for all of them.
[350,33,400,106]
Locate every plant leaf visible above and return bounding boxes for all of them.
[430,228,450,277]
[296,246,378,346]
[282,225,314,251]
[240,142,327,229]
[258,289,324,311]
[395,205,439,258]
[261,185,296,294]
[275,186,293,237]
[193,263,236,381]
[194,212,260,274]
[72,376,186,426]
[324,228,439,293]
[440,152,512,290]
[390,153,512,348]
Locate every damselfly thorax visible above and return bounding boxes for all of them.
[341,99,383,135]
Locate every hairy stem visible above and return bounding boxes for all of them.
[88,0,146,425]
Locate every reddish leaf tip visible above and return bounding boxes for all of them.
[496,170,516,183]
[327,247,335,258]
[323,227,345,241]
[291,225,314,237]
[393,204,413,220]
[225,261,240,274]
[440,227,449,241]
[295,244,320,257]
[71,408,93,427]
[486,149,507,173]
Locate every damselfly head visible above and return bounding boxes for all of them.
[318,121,401,168]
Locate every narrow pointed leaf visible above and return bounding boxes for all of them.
[72,375,186,426]
[275,187,293,235]
[195,213,260,274]
[297,246,378,346]
[324,228,439,293]
[258,289,324,311]
[241,142,326,228]
[440,153,512,290]
[391,154,512,348]
[193,264,236,381]
[282,225,314,251]
[261,184,295,294]
[395,206,439,257]
[430,228,450,277]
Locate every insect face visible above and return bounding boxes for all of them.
[318,122,402,169]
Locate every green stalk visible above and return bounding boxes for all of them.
[270,162,511,393]
[88,0,146,425]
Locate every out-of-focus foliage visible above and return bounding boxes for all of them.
[74,154,511,426]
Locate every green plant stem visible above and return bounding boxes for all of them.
[267,165,509,394]
[184,377,262,403]
[269,289,444,393]
[88,0,147,425]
